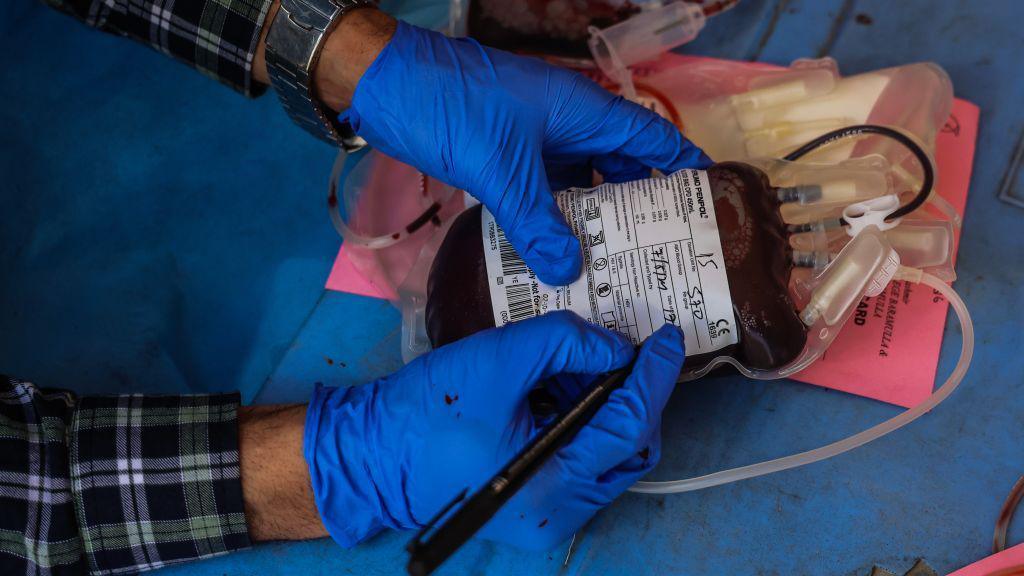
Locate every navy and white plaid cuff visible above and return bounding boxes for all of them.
[70,392,250,574]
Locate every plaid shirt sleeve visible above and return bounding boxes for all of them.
[0,376,251,575]
[38,0,274,96]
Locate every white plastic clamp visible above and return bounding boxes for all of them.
[843,194,902,238]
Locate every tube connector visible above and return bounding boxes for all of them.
[893,265,924,284]
[791,250,831,270]
[777,184,822,204]
[787,217,842,234]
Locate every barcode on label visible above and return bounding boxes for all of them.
[504,283,536,322]
[496,227,528,276]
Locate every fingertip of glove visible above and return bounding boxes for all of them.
[678,140,714,170]
[690,150,715,170]
[649,324,685,362]
[607,330,636,368]
[530,237,582,286]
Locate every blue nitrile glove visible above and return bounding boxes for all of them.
[304,311,685,549]
[342,21,712,285]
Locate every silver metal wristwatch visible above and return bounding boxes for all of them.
[264,0,374,150]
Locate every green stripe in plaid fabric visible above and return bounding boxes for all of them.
[64,403,236,428]
[71,391,250,574]
[79,513,248,551]
[0,529,84,568]
[0,415,71,443]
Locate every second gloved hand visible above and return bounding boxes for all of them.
[304,311,686,550]
[341,20,711,285]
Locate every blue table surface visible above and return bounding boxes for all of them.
[2,0,1024,574]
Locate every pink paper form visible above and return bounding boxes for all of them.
[325,246,392,300]
[949,543,1024,576]
[326,61,979,409]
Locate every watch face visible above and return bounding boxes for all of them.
[466,0,645,57]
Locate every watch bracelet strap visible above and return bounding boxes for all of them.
[265,0,374,151]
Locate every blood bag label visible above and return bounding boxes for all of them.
[481,169,738,354]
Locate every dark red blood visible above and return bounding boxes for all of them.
[327,194,338,207]
[466,0,642,58]
[538,518,548,528]
[638,447,650,460]
[325,357,334,365]
[444,393,459,405]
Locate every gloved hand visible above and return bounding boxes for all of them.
[304,311,685,550]
[341,21,712,285]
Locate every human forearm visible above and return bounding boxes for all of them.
[252,3,396,112]
[238,403,328,541]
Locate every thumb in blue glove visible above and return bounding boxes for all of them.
[304,311,685,550]
[342,20,712,286]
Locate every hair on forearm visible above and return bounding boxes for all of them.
[238,404,328,541]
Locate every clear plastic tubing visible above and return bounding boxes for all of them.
[631,270,973,494]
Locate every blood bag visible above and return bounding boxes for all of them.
[425,158,903,381]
